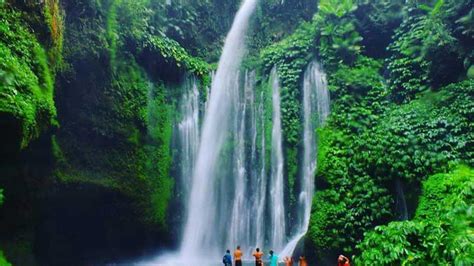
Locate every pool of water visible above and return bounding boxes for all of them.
[114,258,280,266]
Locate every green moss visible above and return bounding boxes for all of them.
[44,0,65,69]
[106,0,120,69]
[53,55,174,228]
[145,84,174,226]
[286,147,297,204]
[51,135,66,164]
[0,6,57,150]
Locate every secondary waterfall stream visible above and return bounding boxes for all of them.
[280,61,330,258]
[269,67,286,252]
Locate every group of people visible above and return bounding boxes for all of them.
[223,246,346,266]
[223,246,304,266]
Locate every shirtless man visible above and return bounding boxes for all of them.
[234,246,243,266]
[252,248,264,266]
[284,256,293,266]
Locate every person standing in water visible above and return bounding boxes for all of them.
[298,255,308,266]
[234,246,243,266]
[223,250,232,266]
[252,248,264,266]
[283,256,293,266]
[269,250,279,266]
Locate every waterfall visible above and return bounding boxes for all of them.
[300,61,330,225]
[138,3,335,263]
[177,77,200,221]
[228,70,249,249]
[280,60,330,258]
[180,0,258,259]
[255,90,267,251]
[269,67,286,251]
[395,178,408,220]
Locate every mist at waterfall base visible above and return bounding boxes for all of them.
[135,1,330,265]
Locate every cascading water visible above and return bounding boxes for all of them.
[180,0,258,259]
[175,77,200,225]
[269,67,286,251]
[227,71,262,255]
[138,1,258,264]
[300,61,330,225]
[139,3,332,263]
[395,178,409,220]
[255,90,267,251]
[228,71,249,249]
[280,60,330,258]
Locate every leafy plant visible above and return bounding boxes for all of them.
[318,0,357,18]
[455,8,474,37]
[143,36,209,77]
[315,0,363,66]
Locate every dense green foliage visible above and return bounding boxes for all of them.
[1,1,220,263]
[288,0,473,262]
[50,0,220,230]
[105,0,210,77]
[357,166,474,265]
[0,5,57,150]
[309,79,473,256]
[0,0,472,264]
[308,56,392,256]
[387,0,473,103]
[257,2,473,262]
[316,0,363,65]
